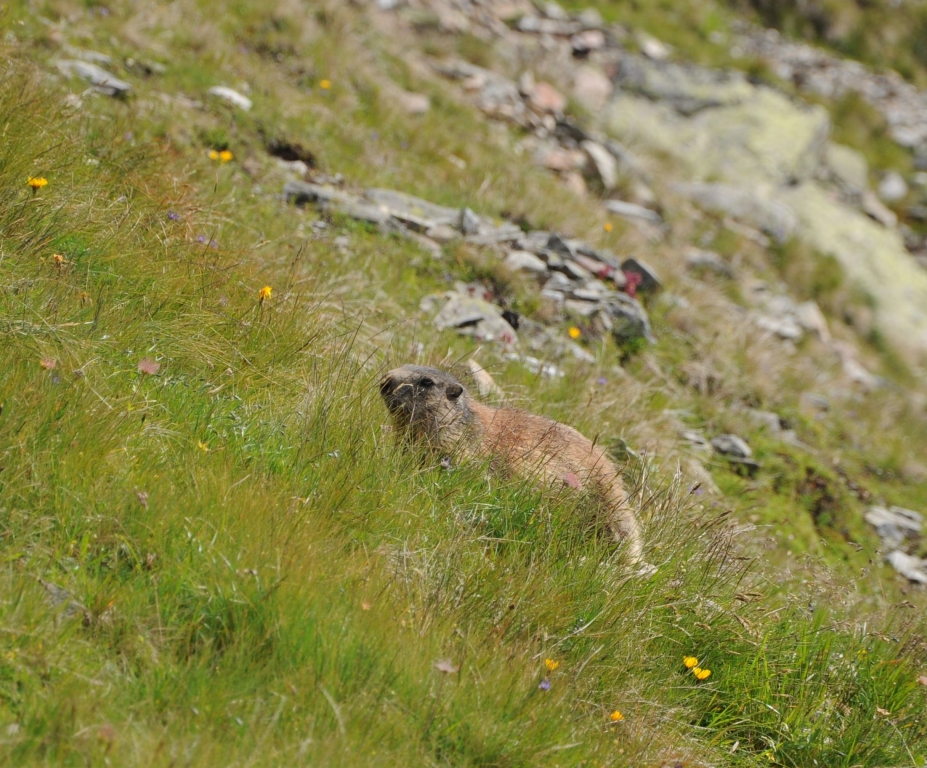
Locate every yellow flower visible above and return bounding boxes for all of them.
[52,253,64,265]
[609,710,624,722]
[683,656,699,669]
[544,658,559,672]
[208,149,220,160]
[603,222,613,232]
[259,285,272,302]
[693,667,711,681]
[27,176,48,190]
[320,79,331,90]
[197,440,210,452]
[219,149,233,163]
[568,326,581,340]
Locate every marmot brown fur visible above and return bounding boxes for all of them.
[379,364,643,562]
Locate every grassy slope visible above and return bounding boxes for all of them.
[1,0,927,765]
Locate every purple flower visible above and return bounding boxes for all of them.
[196,235,207,244]
[597,377,607,385]
[209,239,219,249]
[371,131,379,141]
[167,211,180,221]
[538,678,551,691]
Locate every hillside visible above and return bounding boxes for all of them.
[1,0,927,765]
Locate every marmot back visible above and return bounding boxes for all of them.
[380,364,643,562]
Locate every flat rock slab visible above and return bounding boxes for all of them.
[886,550,927,584]
[56,59,130,96]
[866,505,923,551]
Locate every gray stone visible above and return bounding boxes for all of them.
[878,171,908,203]
[56,60,130,97]
[207,85,252,111]
[572,65,612,111]
[825,143,869,195]
[636,32,671,61]
[504,250,548,274]
[433,294,518,343]
[425,224,459,243]
[781,183,927,356]
[571,29,606,56]
[681,430,710,450]
[560,260,592,281]
[620,258,661,293]
[581,140,618,190]
[861,191,898,228]
[564,299,600,317]
[605,199,662,224]
[283,181,391,225]
[865,505,923,551]
[576,8,604,28]
[546,233,576,258]
[685,248,734,278]
[710,434,752,459]
[674,183,797,243]
[743,409,782,434]
[604,294,654,345]
[459,206,481,235]
[366,188,460,229]
[885,550,927,585]
[615,55,753,115]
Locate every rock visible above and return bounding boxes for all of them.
[795,301,831,343]
[681,429,710,450]
[754,314,802,340]
[743,409,782,434]
[39,578,90,622]
[800,392,830,413]
[604,199,662,223]
[55,60,130,97]
[395,89,430,115]
[580,140,618,190]
[605,88,830,185]
[541,1,568,21]
[685,248,733,278]
[878,171,908,203]
[526,81,567,114]
[636,31,670,61]
[825,143,868,196]
[207,85,252,111]
[620,258,661,293]
[425,224,459,243]
[434,293,518,344]
[885,550,927,585]
[604,294,654,345]
[865,505,922,551]
[674,183,797,243]
[283,181,391,225]
[710,434,752,459]
[572,65,612,111]
[571,29,606,57]
[538,146,587,172]
[615,55,753,115]
[366,188,461,230]
[546,233,576,258]
[576,8,604,28]
[861,191,898,228]
[564,299,600,317]
[781,183,927,356]
[459,207,481,235]
[562,171,588,197]
[504,250,548,274]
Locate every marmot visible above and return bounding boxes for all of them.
[379,364,643,563]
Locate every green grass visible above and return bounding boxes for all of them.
[1,1,927,765]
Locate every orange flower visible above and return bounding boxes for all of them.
[693,667,711,681]
[568,326,581,340]
[28,176,48,190]
[259,285,272,302]
[603,222,613,232]
[320,79,331,90]
[208,149,220,160]
[544,658,559,672]
[219,149,233,163]
[683,656,699,669]
[609,710,624,722]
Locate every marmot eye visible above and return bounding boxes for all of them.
[419,377,434,388]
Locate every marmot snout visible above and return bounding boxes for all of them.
[379,364,644,562]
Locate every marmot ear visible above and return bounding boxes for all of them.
[446,383,463,401]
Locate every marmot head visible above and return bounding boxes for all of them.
[379,365,470,446]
